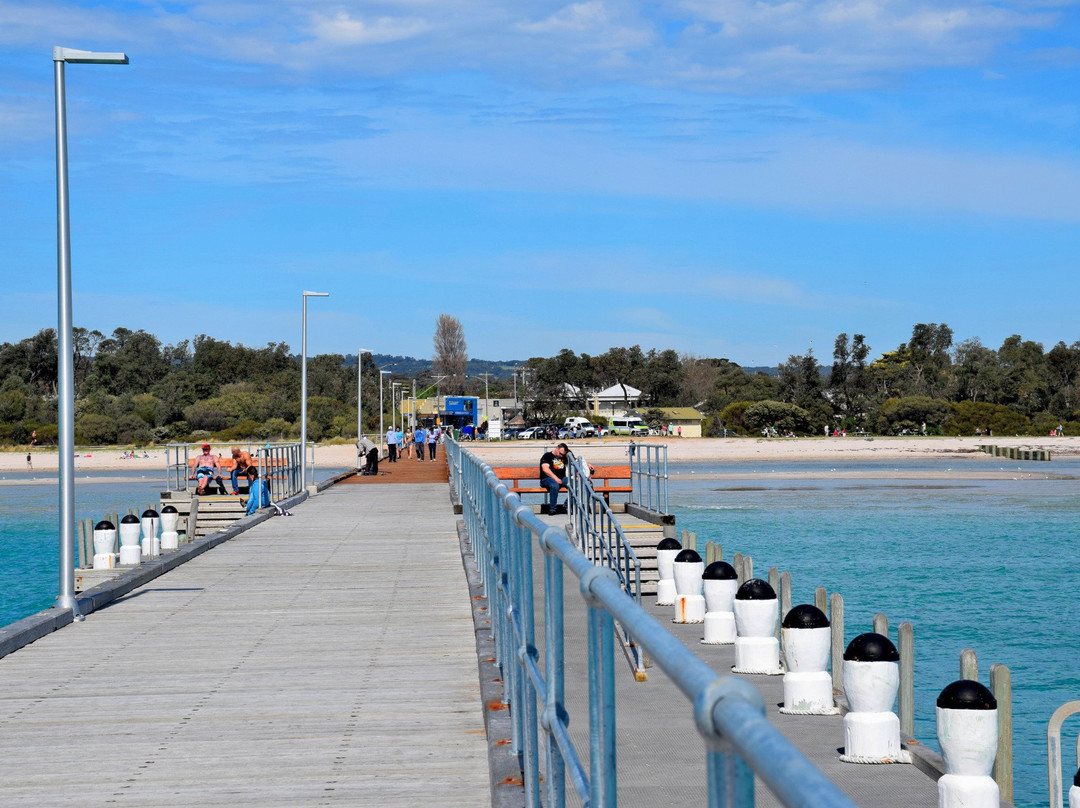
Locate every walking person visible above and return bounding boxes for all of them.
[404,427,414,460]
[428,425,439,460]
[385,426,398,463]
[414,425,426,461]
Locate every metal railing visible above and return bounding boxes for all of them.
[565,453,641,602]
[446,437,856,808]
[165,442,304,500]
[1047,701,1080,808]
[628,442,668,514]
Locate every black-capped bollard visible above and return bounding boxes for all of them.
[160,505,179,550]
[733,579,782,674]
[780,604,836,714]
[936,679,998,808]
[118,514,141,565]
[841,632,909,763]
[673,549,705,624]
[140,508,160,559]
[702,561,738,645]
[655,537,681,605]
[92,519,117,569]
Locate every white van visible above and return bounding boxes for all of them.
[564,417,592,429]
[608,417,648,436]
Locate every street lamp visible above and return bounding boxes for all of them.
[480,372,492,440]
[301,290,330,490]
[379,370,391,450]
[357,348,371,443]
[392,382,402,434]
[53,46,128,614]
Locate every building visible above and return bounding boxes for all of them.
[653,406,704,438]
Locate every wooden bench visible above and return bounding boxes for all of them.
[491,465,633,504]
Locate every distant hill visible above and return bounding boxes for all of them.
[346,355,780,379]
[346,354,524,379]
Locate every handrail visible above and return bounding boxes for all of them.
[1047,700,1080,808]
[446,437,856,808]
[564,453,641,600]
[164,442,304,499]
[565,451,645,676]
[628,442,668,514]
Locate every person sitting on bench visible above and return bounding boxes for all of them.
[190,443,225,495]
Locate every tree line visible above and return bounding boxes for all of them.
[1,322,1078,446]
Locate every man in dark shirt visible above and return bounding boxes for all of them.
[539,443,569,514]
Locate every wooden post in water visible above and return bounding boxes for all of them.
[76,520,86,569]
[733,552,744,584]
[688,531,697,556]
[779,571,792,621]
[705,541,716,565]
[743,555,753,582]
[768,567,780,640]
[814,586,827,614]
[830,593,844,693]
[898,622,914,737]
[960,648,978,680]
[990,663,1013,803]
[873,613,888,636]
[680,528,689,547]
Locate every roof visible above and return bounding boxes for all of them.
[594,383,641,400]
[654,407,703,420]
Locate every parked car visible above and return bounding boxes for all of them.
[578,424,597,437]
[536,424,559,440]
[517,427,539,440]
[503,427,522,440]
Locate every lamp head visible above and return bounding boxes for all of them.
[54,47,129,64]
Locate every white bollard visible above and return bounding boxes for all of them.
[160,505,179,551]
[141,508,161,559]
[673,549,705,624]
[732,579,782,674]
[92,519,118,570]
[936,679,999,808]
[1069,768,1080,808]
[841,632,909,763]
[655,538,681,606]
[701,561,738,645]
[780,604,836,714]
[118,514,142,565]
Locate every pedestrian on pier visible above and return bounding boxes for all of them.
[414,425,426,461]
[427,426,438,460]
[385,427,398,463]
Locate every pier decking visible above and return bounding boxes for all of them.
[0,483,487,806]
[0,465,953,807]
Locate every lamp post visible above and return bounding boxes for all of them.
[53,46,128,614]
[379,370,391,450]
[357,348,371,443]
[392,383,401,434]
[480,372,492,440]
[301,290,330,490]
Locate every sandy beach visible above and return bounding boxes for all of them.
[6,435,1079,476]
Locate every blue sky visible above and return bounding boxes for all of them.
[3,1,1080,366]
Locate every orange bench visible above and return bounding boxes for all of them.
[491,465,633,503]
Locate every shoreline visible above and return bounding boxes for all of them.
[7,435,1079,478]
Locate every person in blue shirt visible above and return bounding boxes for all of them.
[414,426,426,461]
[242,466,271,515]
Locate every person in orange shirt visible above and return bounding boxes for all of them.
[230,446,254,495]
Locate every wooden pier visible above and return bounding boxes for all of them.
[0,482,488,806]
[0,463,964,806]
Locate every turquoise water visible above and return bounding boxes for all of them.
[668,457,1080,808]
[0,466,348,627]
